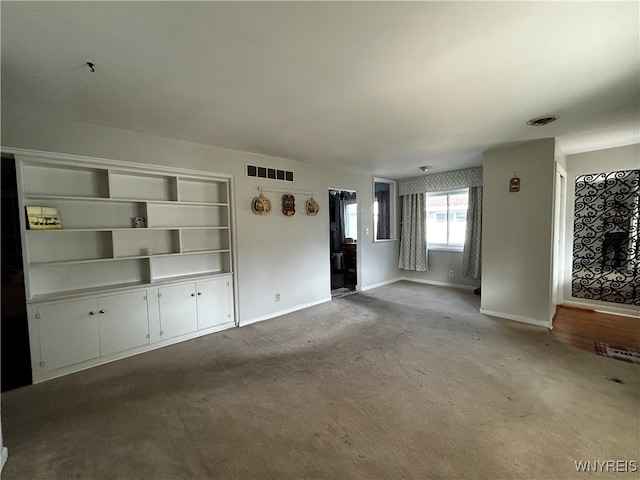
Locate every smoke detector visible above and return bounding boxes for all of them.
[527,115,559,126]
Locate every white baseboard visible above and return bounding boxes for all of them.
[359,278,403,291]
[403,277,478,291]
[561,300,640,319]
[1,446,7,472]
[240,297,332,327]
[480,309,551,329]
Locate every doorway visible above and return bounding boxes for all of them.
[329,189,357,298]
[1,154,32,391]
[551,165,566,313]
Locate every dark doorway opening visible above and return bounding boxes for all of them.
[329,189,357,298]
[2,154,32,391]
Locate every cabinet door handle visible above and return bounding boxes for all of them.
[99,310,105,314]
[197,292,202,296]
[89,311,97,315]
[191,293,196,297]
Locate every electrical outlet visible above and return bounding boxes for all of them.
[448,270,454,278]
[275,292,280,302]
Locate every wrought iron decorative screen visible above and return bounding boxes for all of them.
[572,169,639,306]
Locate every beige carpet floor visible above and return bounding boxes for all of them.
[2,281,639,479]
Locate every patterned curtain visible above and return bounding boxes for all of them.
[462,186,482,278]
[398,193,428,271]
[399,166,482,196]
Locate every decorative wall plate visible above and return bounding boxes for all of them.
[306,197,319,216]
[251,193,272,215]
[282,194,295,216]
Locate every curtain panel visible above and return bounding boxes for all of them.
[398,193,428,271]
[462,186,482,278]
[398,166,483,277]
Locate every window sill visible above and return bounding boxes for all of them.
[373,238,398,243]
[428,245,463,253]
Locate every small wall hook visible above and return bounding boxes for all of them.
[86,62,95,72]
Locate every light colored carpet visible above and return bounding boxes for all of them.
[2,281,638,479]
[331,287,357,299]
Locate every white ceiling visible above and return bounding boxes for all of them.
[2,2,638,178]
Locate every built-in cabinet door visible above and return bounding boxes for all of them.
[158,283,198,340]
[196,278,233,330]
[98,291,150,356]
[37,298,100,371]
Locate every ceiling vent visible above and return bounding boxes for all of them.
[527,115,559,126]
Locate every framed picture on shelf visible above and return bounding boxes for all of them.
[26,206,62,230]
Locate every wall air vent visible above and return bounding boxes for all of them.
[246,164,294,182]
[527,115,559,126]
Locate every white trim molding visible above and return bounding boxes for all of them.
[1,445,7,473]
[561,300,640,319]
[360,278,403,292]
[240,297,332,327]
[480,309,551,329]
[403,277,477,291]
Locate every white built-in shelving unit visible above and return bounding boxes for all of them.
[13,151,236,383]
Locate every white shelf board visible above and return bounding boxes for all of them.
[28,281,150,303]
[29,256,123,267]
[150,271,232,285]
[27,271,233,304]
[27,228,187,233]
[24,194,228,207]
[144,200,229,207]
[179,249,230,255]
[29,249,231,266]
[27,228,115,233]
[176,226,230,230]
[24,194,132,203]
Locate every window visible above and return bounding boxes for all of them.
[373,178,396,241]
[344,202,358,240]
[426,189,468,248]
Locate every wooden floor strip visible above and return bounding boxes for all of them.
[551,306,640,354]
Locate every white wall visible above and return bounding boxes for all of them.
[1,107,400,324]
[481,138,556,327]
[563,144,639,316]
[402,251,481,290]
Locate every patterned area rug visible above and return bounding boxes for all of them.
[594,342,640,364]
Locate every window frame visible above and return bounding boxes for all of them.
[426,188,469,252]
[343,199,358,241]
[373,177,397,242]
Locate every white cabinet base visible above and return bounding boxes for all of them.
[28,274,235,384]
[31,319,235,384]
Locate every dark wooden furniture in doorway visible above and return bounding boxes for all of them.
[341,242,357,290]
